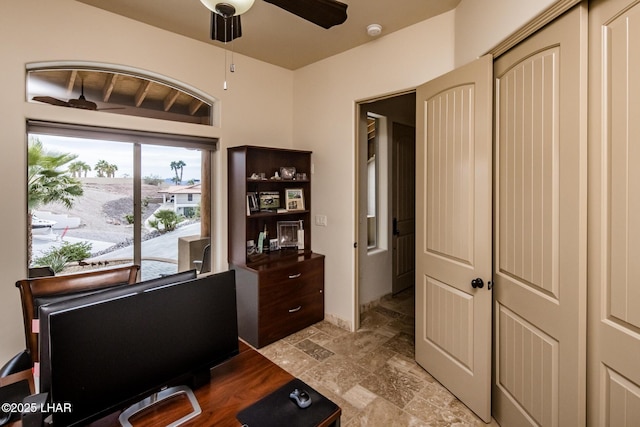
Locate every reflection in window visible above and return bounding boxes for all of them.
[27,67,213,125]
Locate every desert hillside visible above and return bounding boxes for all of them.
[39,181,164,243]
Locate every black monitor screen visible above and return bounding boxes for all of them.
[39,270,238,426]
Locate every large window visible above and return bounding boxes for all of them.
[27,122,216,280]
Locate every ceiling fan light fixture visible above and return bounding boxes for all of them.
[200,0,255,17]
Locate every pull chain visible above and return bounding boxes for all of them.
[230,17,236,73]
[223,16,228,90]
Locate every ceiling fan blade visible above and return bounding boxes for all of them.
[32,96,70,107]
[264,0,348,29]
[211,11,242,42]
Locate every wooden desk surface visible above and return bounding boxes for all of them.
[89,341,340,427]
[5,342,340,426]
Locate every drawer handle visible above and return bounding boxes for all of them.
[289,306,302,313]
[288,273,302,279]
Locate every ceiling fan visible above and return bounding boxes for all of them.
[32,80,111,111]
[201,0,348,43]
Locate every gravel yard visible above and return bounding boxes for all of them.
[42,181,164,244]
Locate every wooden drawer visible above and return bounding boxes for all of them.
[259,290,324,346]
[257,256,324,347]
[232,254,325,348]
[260,272,323,317]
[259,255,323,284]
[259,262,323,299]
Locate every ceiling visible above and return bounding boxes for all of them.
[74,0,462,70]
[29,1,460,120]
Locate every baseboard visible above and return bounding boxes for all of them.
[323,312,352,332]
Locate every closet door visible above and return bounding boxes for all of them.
[493,4,587,426]
[588,0,640,425]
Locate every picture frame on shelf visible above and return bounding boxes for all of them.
[259,191,280,212]
[247,192,259,215]
[285,188,305,211]
[280,166,296,180]
[277,220,300,248]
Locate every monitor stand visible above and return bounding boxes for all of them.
[118,385,201,427]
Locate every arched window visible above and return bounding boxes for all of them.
[27,63,215,126]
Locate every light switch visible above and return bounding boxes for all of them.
[315,215,327,226]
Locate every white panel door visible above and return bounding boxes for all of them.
[588,0,640,425]
[415,54,493,422]
[493,4,587,426]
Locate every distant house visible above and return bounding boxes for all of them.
[157,184,201,218]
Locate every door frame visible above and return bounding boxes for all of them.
[354,90,415,330]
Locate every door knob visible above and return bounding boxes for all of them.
[471,278,484,289]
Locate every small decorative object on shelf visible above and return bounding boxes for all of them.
[249,173,267,180]
[246,240,256,255]
[297,220,305,250]
[262,224,270,253]
[285,188,305,211]
[258,224,270,253]
[280,166,296,180]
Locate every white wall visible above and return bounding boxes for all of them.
[454,0,559,67]
[0,0,566,362]
[294,0,561,330]
[0,0,293,363]
[292,13,457,329]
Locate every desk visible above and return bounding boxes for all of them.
[85,341,341,426]
[4,342,340,427]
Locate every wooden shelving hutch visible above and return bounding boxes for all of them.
[228,146,324,348]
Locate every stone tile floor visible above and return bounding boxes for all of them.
[258,287,500,426]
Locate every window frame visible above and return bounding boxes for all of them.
[27,120,217,278]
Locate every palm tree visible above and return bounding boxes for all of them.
[95,161,119,178]
[95,160,109,177]
[68,160,91,178]
[28,137,84,264]
[105,163,118,178]
[170,160,186,185]
[95,159,116,178]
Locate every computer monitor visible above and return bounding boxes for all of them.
[38,269,198,386]
[38,270,239,426]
